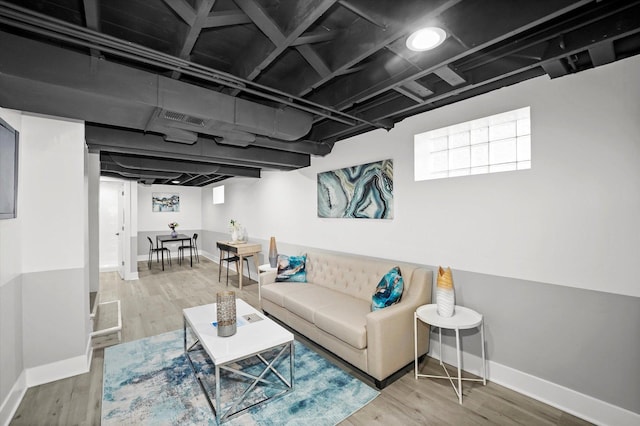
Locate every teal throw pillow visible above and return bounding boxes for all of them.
[372,266,404,311]
[275,254,307,282]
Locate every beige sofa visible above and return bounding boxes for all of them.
[259,251,432,388]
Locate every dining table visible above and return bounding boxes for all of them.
[157,234,193,270]
[216,240,262,290]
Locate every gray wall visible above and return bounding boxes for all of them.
[87,152,100,293]
[21,268,88,368]
[201,237,640,414]
[436,268,640,414]
[0,275,23,407]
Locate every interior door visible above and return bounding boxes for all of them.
[99,180,122,273]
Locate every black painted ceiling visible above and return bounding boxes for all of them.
[1,0,639,186]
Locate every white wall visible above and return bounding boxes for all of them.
[199,57,640,421]
[0,108,24,425]
[0,109,92,423]
[19,114,86,273]
[0,108,23,285]
[18,113,91,372]
[138,184,202,232]
[207,56,640,299]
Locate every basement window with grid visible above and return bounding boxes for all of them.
[414,107,531,181]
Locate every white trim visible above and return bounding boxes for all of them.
[124,270,139,281]
[1,338,94,426]
[25,338,92,388]
[429,339,640,426]
[99,266,119,273]
[0,370,26,426]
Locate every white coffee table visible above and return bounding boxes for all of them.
[183,299,294,423]
[413,304,486,404]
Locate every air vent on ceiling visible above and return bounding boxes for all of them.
[161,110,206,127]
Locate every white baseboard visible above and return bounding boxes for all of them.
[0,337,94,426]
[25,338,92,388]
[0,370,26,426]
[429,339,640,426]
[124,271,139,281]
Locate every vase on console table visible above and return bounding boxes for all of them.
[171,229,177,238]
[268,236,278,268]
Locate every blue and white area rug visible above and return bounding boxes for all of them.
[102,329,379,425]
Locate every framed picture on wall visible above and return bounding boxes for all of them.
[317,159,393,219]
[152,193,180,212]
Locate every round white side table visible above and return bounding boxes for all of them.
[413,304,486,404]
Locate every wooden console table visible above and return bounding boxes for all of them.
[216,241,261,290]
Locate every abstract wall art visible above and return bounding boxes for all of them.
[317,159,393,219]
[152,193,180,212]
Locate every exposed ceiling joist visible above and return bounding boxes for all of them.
[433,65,466,86]
[232,0,336,80]
[205,10,251,28]
[163,0,196,26]
[1,0,639,186]
[292,29,337,46]
[393,86,423,104]
[401,80,434,98]
[296,44,332,78]
[290,0,464,97]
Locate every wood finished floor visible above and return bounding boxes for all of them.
[10,257,592,425]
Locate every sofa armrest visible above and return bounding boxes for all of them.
[258,270,277,303]
[366,268,432,381]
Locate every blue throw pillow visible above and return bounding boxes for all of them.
[275,254,307,282]
[372,267,404,311]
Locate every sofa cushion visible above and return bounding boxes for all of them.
[371,266,404,311]
[314,298,370,349]
[282,285,339,323]
[261,282,309,307]
[275,254,307,282]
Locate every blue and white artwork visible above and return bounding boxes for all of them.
[152,193,180,212]
[317,159,393,219]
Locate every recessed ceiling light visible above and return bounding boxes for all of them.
[406,27,447,51]
[171,180,180,184]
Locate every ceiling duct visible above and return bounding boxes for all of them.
[161,110,207,127]
[0,31,314,146]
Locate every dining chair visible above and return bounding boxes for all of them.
[178,233,199,265]
[218,248,251,286]
[147,236,171,269]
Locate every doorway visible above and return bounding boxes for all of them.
[99,180,123,276]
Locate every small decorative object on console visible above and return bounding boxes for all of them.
[168,222,178,238]
[436,266,455,317]
[229,219,245,242]
[268,236,278,268]
[216,290,237,337]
